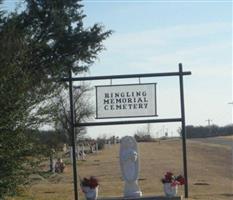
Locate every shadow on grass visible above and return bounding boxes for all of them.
[44,191,55,194]
[220,193,233,197]
[38,171,54,179]
[193,182,210,185]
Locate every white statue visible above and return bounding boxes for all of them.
[120,136,142,198]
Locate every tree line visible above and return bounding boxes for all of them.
[185,124,233,138]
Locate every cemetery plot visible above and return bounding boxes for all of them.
[7,137,232,200]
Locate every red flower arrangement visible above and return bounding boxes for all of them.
[161,172,185,186]
[81,176,99,189]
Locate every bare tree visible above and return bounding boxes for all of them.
[53,84,94,144]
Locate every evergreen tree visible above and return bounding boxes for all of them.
[0,0,111,198]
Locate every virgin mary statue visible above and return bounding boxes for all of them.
[120,136,142,197]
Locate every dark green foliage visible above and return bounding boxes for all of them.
[0,9,28,198]
[185,124,233,138]
[19,0,111,79]
[96,139,105,150]
[134,133,154,142]
[134,129,154,142]
[0,0,111,198]
[36,130,67,151]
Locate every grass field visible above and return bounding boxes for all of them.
[8,136,232,200]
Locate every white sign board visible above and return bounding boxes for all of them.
[96,83,157,119]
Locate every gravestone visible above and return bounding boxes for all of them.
[108,140,111,148]
[63,144,67,152]
[81,144,86,160]
[95,143,99,153]
[70,146,73,163]
[120,136,142,198]
[77,146,80,160]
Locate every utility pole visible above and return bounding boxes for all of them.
[206,119,212,127]
[206,119,213,134]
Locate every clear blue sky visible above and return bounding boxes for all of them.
[81,0,232,138]
[2,0,232,138]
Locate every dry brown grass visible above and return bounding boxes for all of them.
[8,137,232,200]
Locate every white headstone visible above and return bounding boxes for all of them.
[77,146,80,160]
[63,144,67,152]
[81,145,86,160]
[52,159,56,173]
[120,136,142,198]
[70,146,73,163]
[95,143,98,153]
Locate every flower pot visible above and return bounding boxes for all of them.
[82,186,98,200]
[163,183,178,197]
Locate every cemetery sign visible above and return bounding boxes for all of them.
[96,83,157,119]
[62,64,191,199]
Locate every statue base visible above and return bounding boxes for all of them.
[98,195,183,200]
[124,181,142,198]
